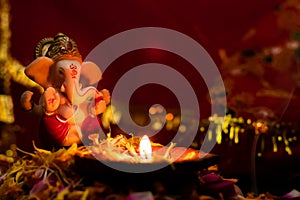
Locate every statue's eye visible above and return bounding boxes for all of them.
[58,68,64,75]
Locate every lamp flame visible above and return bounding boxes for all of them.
[139,135,152,159]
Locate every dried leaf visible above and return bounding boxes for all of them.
[15,171,23,183]
[55,187,69,200]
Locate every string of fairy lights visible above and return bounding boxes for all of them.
[202,114,297,156]
[101,104,298,157]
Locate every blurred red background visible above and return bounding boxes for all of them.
[9,0,285,150]
[7,0,300,194]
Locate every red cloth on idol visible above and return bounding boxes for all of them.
[39,114,69,148]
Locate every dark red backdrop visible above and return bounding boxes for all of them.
[8,0,284,150]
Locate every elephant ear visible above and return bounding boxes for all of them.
[25,56,54,88]
[80,61,102,88]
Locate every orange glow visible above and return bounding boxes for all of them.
[149,107,156,115]
[165,113,174,121]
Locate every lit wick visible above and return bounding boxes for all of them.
[139,135,152,160]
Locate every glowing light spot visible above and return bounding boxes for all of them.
[6,149,13,157]
[149,107,156,115]
[223,128,228,134]
[156,105,164,113]
[238,117,244,123]
[179,125,186,133]
[173,117,180,126]
[152,121,163,130]
[278,136,282,141]
[166,113,174,121]
[257,152,262,157]
[208,129,212,141]
[286,40,299,49]
[293,136,297,141]
[166,122,173,130]
[285,146,292,155]
[271,47,282,54]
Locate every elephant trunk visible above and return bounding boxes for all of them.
[61,76,98,106]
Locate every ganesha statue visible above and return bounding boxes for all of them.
[20,33,110,149]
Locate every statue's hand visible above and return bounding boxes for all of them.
[20,90,34,111]
[101,89,111,105]
[94,91,107,115]
[43,87,60,113]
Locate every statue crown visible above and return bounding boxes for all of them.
[34,33,82,62]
